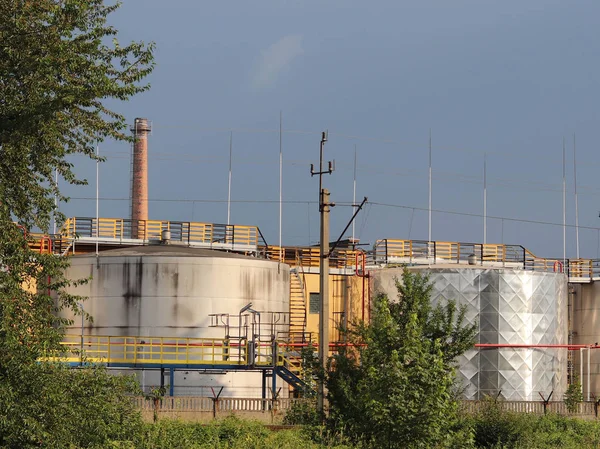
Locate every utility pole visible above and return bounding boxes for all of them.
[310,131,333,419]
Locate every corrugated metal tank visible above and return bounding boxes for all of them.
[58,245,290,396]
[571,282,600,398]
[372,266,568,401]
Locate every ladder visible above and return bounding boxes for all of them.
[289,268,307,344]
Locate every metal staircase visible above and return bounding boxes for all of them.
[289,268,307,344]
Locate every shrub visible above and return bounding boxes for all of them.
[564,379,584,413]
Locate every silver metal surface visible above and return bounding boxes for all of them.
[372,267,568,401]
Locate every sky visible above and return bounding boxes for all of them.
[62,1,600,259]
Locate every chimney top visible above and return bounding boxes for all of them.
[132,118,151,133]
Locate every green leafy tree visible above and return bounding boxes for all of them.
[0,0,154,358]
[564,378,583,414]
[0,0,154,446]
[327,268,477,448]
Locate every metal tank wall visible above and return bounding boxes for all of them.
[571,282,600,398]
[371,267,568,401]
[58,245,290,397]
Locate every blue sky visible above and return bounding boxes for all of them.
[62,1,600,258]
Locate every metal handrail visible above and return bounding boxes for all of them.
[52,334,294,367]
[60,217,264,248]
[24,218,600,281]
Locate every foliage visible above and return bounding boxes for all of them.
[0,363,143,449]
[564,379,584,413]
[326,268,477,448]
[145,386,169,423]
[471,400,600,449]
[471,397,532,448]
[0,0,154,358]
[137,416,353,449]
[0,1,154,447]
[0,0,155,229]
[283,399,319,426]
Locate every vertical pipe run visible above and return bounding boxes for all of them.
[580,348,584,397]
[131,118,151,239]
[588,348,591,402]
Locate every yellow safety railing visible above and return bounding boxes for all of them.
[266,246,357,269]
[57,335,255,366]
[569,259,593,278]
[523,249,563,273]
[51,335,308,378]
[37,219,600,280]
[482,244,506,261]
[60,217,262,247]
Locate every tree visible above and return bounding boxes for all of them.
[564,378,583,414]
[0,0,154,358]
[327,269,477,448]
[0,1,154,446]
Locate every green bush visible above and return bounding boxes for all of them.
[564,379,584,413]
[471,400,600,449]
[472,399,533,448]
[283,399,320,426]
[136,416,351,449]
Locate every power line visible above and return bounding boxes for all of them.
[79,152,600,196]
[65,196,600,232]
[369,202,600,231]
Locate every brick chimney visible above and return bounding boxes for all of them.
[131,118,151,238]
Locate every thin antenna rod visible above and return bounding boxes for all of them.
[428,129,432,254]
[563,138,566,266]
[53,168,58,234]
[574,133,580,259]
[95,144,99,257]
[227,132,232,225]
[483,153,487,245]
[352,145,357,242]
[279,111,283,260]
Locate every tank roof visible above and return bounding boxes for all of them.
[75,245,257,260]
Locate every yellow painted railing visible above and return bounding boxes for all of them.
[373,239,582,276]
[56,335,290,367]
[267,246,357,269]
[20,217,600,280]
[61,218,261,247]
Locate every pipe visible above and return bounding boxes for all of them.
[361,272,365,321]
[367,272,371,322]
[476,343,594,349]
[356,252,367,321]
[588,348,591,401]
[581,348,584,391]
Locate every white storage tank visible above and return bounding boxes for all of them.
[58,245,290,397]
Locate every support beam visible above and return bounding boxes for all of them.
[169,368,174,397]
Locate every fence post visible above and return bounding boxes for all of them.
[538,391,553,415]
